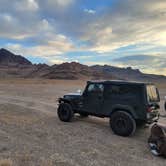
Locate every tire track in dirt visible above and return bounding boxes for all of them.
[0,95,57,116]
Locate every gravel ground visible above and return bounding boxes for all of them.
[0,79,165,166]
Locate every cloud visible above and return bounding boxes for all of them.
[0,0,166,75]
[44,0,74,8]
[84,9,96,14]
[5,33,75,57]
[15,0,39,12]
[113,54,166,75]
[76,0,166,53]
[36,0,75,15]
[0,14,54,40]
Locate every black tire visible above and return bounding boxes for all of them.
[110,111,136,137]
[79,112,89,118]
[57,103,74,122]
[165,101,166,111]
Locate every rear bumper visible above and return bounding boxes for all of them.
[146,111,160,124]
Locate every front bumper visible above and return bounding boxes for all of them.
[147,111,160,124]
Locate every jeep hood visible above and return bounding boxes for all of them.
[63,93,82,99]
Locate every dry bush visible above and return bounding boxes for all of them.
[0,159,12,166]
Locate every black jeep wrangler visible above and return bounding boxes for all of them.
[57,80,160,136]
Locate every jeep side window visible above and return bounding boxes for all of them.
[87,84,104,93]
[105,85,120,95]
[106,85,136,96]
[97,84,104,92]
[87,84,95,92]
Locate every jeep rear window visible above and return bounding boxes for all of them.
[146,85,159,102]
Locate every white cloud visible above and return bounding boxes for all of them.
[36,0,74,13]
[55,0,74,7]
[15,0,39,12]
[84,9,96,14]
[0,13,31,39]
[113,54,166,75]
[5,32,75,57]
[78,0,166,54]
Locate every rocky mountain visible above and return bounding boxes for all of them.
[41,62,116,80]
[0,48,32,66]
[0,48,115,79]
[0,48,165,82]
[91,65,166,82]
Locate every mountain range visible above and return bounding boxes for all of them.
[0,48,165,82]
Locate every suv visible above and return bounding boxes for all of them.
[57,80,160,136]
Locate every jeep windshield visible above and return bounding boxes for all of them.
[146,85,160,102]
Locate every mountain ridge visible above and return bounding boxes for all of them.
[0,48,32,66]
[0,48,165,82]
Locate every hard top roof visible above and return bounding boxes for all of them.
[87,80,154,85]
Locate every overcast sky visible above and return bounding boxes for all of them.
[0,0,166,75]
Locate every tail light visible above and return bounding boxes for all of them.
[147,107,152,112]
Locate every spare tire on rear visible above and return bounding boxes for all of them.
[57,103,74,122]
[110,111,136,137]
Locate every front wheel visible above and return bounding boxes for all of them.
[57,103,74,122]
[110,111,136,137]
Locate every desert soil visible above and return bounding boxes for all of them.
[0,79,165,166]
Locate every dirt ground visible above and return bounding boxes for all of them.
[0,79,165,166]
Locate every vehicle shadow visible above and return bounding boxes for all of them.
[74,114,110,130]
[73,114,151,138]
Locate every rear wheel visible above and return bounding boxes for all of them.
[57,103,74,122]
[110,111,136,137]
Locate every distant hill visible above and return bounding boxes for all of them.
[40,62,116,80]
[91,65,166,82]
[0,49,116,80]
[0,48,165,82]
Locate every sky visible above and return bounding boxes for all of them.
[0,0,166,75]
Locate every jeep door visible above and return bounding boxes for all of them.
[83,83,104,114]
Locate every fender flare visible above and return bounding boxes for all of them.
[110,104,138,119]
[58,98,74,108]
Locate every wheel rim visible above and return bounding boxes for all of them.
[115,117,128,133]
[117,118,126,127]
